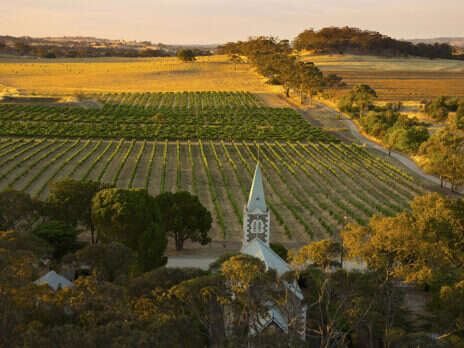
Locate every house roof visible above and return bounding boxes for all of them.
[241,238,303,300]
[247,163,267,213]
[34,270,73,291]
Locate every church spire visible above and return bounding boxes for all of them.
[247,162,267,212]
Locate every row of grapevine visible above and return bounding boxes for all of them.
[113,140,136,186]
[144,142,156,190]
[97,139,124,182]
[23,139,81,192]
[209,141,242,224]
[37,140,93,196]
[198,140,227,239]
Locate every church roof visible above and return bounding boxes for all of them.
[34,270,74,291]
[247,163,267,213]
[241,238,303,300]
[241,238,289,276]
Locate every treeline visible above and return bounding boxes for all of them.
[293,27,457,59]
[218,37,345,102]
[0,39,214,59]
[0,40,170,58]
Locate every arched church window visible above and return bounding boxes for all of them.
[251,220,257,233]
[257,220,263,233]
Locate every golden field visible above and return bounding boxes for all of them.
[0,55,279,95]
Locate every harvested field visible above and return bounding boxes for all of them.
[0,137,428,246]
[299,54,464,101]
[324,70,464,101]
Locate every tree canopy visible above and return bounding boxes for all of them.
[419,127,464,191]
[176,49,196,62]
[91,188,167,271]
[154,191,212,251]
[47,179,112,243]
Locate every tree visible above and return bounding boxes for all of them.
[128,267,207,298]
[32,220,83,260]
[169,274,227,346]
[229,54,243,71]
[91,188,167,271]
[384,127,404,156]
[176,49,196,62]
[350,84,377,118]
[154,191,212,251]
[419,127,464,191]
[343,193,464,286]
[221,254,284,345]
[342,193,464,344]
[289,62,324,104]
[293,239,341,271]
[384,126,429,155]
[0,189,41,232]
[323,73,345,99]
[456,100,464,129]
[47,179,113,244]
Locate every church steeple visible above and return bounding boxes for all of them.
[247,163,267,213]
[243,162,270,246]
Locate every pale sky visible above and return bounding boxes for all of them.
[1,0,463,44]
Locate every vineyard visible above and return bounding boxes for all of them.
[0,137,426,244]
[0,91,338,141]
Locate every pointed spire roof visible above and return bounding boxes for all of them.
[247,163,267,212]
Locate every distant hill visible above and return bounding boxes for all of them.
[0,35,216,58]
[409,37,464,48]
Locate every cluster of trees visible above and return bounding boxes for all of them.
[0,179,212,272]
[293,27,457,59]
[218,37,345,103]
[339,85,430,154]
[424,96,464,125]
[289,192,464,346]
[419,127,464,191]
[1,191,461,347]
[341,193,464,345]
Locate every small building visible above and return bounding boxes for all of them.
[34,270,74,291]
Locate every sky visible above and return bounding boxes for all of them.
[1,0,463,44]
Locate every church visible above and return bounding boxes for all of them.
[238,162,307,340]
